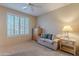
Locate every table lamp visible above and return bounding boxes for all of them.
[62,25,72,40]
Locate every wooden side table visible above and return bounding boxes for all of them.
[60,39,76,55]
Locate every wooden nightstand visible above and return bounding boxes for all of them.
[60,39,76,55]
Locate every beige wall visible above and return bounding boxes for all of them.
[0,6,36,47]
[37,4,79,34]
[37,4,79,54]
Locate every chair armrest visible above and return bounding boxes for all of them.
[53,39,60,43]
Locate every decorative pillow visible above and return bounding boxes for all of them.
[47,34,53,40]
[41,34,45,38]
[45,34,48,38]
[41,34,53,40]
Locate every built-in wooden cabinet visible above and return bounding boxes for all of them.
[32,26,43,41]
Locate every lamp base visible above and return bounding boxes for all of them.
[64,32,69,40]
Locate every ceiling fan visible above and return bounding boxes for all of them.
[22,3,41,11]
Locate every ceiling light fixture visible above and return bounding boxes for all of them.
[22,3,41,12]
[22,6,28,9]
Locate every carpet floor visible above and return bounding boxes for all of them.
[0,40,72,56]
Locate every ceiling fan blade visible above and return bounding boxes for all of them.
[22,3,31,9]
[31,4,41,8]
[27,3,41,8]
[23,3,41,12]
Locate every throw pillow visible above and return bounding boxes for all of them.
[47,34,53,40]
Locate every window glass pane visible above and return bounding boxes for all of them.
[7,14,29,37]
[7,15,14,36]
[14,16,19,36]
[20,17,25,35]
[25,18,29,34]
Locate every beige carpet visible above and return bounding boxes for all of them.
[0,40,72,56]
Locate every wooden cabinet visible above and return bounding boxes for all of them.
[60,39,76,55]
[32,27,43,41]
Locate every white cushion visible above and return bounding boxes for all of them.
[39,38,53,43]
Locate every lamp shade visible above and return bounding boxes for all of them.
[62,25,72,32]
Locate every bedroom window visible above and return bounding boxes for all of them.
[15,16,20,36]
[20,17,25,35]
[7,15,14,37]
[7,14,29,37]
